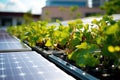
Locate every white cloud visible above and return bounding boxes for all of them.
[0,0,46,14]
[0,3,5,8]
[0,0,28,12]
[10,0,17,3]
[20,0,46,14]
[29,0,46,14]
[6,0,28,12]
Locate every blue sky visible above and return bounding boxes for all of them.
[0,0,46,14]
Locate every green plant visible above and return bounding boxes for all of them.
[68,15,120,68]
[7,21,48,46]
[100,0,120,15]
[7,15,120,68]
[23,10,33,24]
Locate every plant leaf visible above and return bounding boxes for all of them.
[45,40,52,47]
[76,42,87,49]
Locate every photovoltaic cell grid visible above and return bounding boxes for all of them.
[0,30,31,52]
[0,51,76,80]
[0,30,18,43]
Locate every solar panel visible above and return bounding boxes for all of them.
[0,30,20,43]
[0,30,31,52]
[0,42,31,52]
[0,51,76,80]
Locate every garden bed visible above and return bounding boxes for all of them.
[7,16,120,80]
[32,46,99,80]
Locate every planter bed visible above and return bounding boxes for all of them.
[19,37,120,80]
[49,49,120,80]
[49,54,99,80]
[7,16,120,80]
[29,45,99,80]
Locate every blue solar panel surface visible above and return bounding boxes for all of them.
[0,30,31,52]
[0,51,75,80]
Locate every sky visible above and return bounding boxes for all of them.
[0,0,46,14]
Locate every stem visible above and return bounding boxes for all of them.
[66,26,76,54]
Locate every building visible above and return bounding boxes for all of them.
[41,0,106,21]
[92,0,108,7]
[0,12,40,27]
[46,0,88,7]
[46,0,109,8]
[0,0,41,27]
[41,6,104,21]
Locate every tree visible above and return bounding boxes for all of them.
[70,6,78,12]
[23,10,33,24]
[69,6,81,19]
[101,0,120,15]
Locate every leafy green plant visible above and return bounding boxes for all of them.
[100,0,120,15]
[7,15,120,69]
[68,15,120,68]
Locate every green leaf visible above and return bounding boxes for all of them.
[68,49,80,61]
[76,51,100,67]
[60,31,69,38]
[53,30,61,37]
[105,24,118,35]
[76,42,87,49]
[60,38,67,45]
[84,24,89,30]
[76,19,83,24]
[85,32,93,42]
[92,19,98,24]
[32,36,39,41]
[45,40,52,47]
[70,38,81,49]
[73,32,80,39]
[96,37,105,45]
[76,55,86,67]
